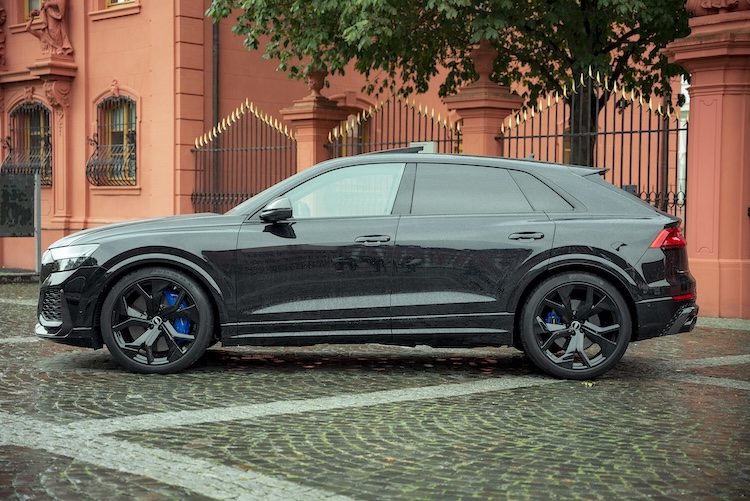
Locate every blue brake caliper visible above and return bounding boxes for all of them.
[545,310,561,325]
[163,290,191,345]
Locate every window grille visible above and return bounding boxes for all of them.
[1,103,52,186]
[86,96,137,186]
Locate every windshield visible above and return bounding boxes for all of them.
[224,167,312,216]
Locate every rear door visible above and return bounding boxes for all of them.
[391,162,566,341]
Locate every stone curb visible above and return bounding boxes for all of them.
[0,272,39,284]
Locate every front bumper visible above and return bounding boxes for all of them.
[36,267,105,349]
[35,322,103,349]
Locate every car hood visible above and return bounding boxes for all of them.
[49,213,234,249]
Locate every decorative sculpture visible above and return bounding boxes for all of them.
[687,0,750,15]
[0,8,7,67]
[24,0,73,56]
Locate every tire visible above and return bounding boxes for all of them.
[101,267,215,374]
[519,272,631,380]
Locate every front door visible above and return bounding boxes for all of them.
[233,162,406,342]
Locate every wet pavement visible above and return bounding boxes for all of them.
[0,282,748,500]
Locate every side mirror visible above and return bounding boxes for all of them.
[260,197,293,223]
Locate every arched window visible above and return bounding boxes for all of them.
[86,96,137,186]
[1,103,52,186]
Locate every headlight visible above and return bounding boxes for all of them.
[42,244,99,272]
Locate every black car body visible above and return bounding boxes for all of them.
[36,152,698,378]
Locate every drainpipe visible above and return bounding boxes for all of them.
[212,22,220,212]
[212,22,219,126]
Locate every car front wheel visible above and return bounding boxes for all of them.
[101,267,215,374]
[520,272,631,379]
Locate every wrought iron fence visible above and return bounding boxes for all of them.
[499,73,688,223]
[326,96,461,157]
[192,100,297,214]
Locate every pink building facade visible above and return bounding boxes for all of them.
[0,0,748,318]
[0,0,449,270]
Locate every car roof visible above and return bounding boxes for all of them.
[230,151,668,220]
[334,151,662,218]
[338,151,603,176]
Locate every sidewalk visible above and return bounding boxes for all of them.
[699,316,750,331]
[0,269,39,284]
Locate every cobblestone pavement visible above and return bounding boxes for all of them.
[1,282,748,500]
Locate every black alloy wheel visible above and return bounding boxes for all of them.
[101,267,215,374]
[520,272,631,379]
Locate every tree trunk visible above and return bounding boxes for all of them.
[568,78,601,167]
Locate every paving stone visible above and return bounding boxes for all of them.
[1,284,748,500]
[0,445,213,501]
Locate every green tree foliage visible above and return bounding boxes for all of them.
[208,0,690,165]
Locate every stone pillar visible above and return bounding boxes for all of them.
[664,3,750,318]
[29,57,77,234]
[442,41,523,156]
[280,70,349,171]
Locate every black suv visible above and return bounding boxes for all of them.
[37,152,698,378]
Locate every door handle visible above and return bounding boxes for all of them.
[509,232,545,240]
[355,235,391,245]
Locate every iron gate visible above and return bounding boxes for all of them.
[192,100,297,214]
[499,73,688,223]
[326,96,461,157]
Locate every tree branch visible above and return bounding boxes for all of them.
[600,28,642,55]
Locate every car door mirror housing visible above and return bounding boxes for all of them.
[260,197,293,223]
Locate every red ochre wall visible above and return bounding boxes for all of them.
[0,1,452,270]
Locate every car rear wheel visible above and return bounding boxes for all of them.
[101,267,214,374]
[520,272,631,379]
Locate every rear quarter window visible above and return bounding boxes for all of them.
[411,163,533,214]
[509,170,573,211]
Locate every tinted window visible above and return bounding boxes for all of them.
[285,163,405,218]
[509,170,573,211]
[411,164,533,215]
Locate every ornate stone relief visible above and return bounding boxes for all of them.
[110,79,120,98]
[44,80,70,109]
[23,86,34,104]
[43,80,70,134]
[0,7,7,68]
[24,0,73,56]
[687,0,750,15]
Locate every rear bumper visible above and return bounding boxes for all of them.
[669,304,699,335]
[634,298,699,341]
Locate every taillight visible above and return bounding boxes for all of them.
[650,227,687,249]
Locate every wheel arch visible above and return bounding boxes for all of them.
[511,261,641,347]
[95,253,229,340]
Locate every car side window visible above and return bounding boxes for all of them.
[509,170,573,211]
[284,163,406,218]
[411,163,533,215]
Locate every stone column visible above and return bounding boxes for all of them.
[442,41,523,156]
[280,70,349,171]
[664,2,750,318]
